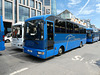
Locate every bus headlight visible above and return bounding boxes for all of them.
[38,52,44,55]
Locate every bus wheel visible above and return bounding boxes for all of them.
[79,42,83,48]
[58,48,63,56]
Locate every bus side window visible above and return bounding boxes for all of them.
[84,29,86,34]
[55,19,65,33]
[66,22,73,33]
[74,24,79,34]
[80,27,85,34]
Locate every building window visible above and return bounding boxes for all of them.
[46,9,50,14]
[26,0,28,6]
[30,0,34,8]
[42,7,45,15]
[19,5,29,21]
[0,0,2,15]
[23,0,25,5]
[5,1,13,20]
[19,0,21,3]
[14,0,17,23]
[40,0,43,4]
[51,0,57,16]
[37,11,41,16]
[44,0,50,6]
[31,9,36,17]
[36,1,37,9]
[39,3,41,10]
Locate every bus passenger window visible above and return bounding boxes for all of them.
[66,22,73,33]
[80,27,84,34]
[74,24,79,33]
[55,19,65,33]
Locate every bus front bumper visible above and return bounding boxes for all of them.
[11,43,23,49]
[24,47,46,59]
[87,39,92,43]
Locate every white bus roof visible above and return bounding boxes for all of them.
[13,22,24,26]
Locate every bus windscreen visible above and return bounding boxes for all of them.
[25,20,44,40]
[12,25,22,38]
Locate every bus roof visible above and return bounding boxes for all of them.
[86,28,93,30]
[25,15,86,28]
[13,22,24,26]
[55,16,86,28]
[25,15,53,22]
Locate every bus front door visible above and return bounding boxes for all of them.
[46,21,54,58]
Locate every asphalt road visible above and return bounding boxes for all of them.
[0,41,100,75]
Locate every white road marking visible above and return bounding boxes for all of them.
[8,52,23,56]
[80,58,84,61]
[9,68,28,75]
[8,55,12,56]
[72,55,84,61]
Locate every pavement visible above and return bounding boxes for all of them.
[0,42,100,75]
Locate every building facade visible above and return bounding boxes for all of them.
[0,0,42,34]
[41,0,57,15]
[57,10,75,20]
[91,24,98,32]
[57,10,91,27]
[51,0,57,16]
[83,19,91,28]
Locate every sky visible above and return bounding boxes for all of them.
[56,0,100,28]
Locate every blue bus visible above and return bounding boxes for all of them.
[0,16,5,51]
[86,28,99,43]
[24,15,86,59]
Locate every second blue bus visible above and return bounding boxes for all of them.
[86,28,99,43]
[24,15,86,59]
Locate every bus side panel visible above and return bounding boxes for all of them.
[46,49,55,58]
[54,34,86,55]
[66,40,80,51]
[93,37,99,42]
[0,16,5,51]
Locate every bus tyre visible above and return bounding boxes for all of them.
[58,48,63,56]
[79,42,83,48]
